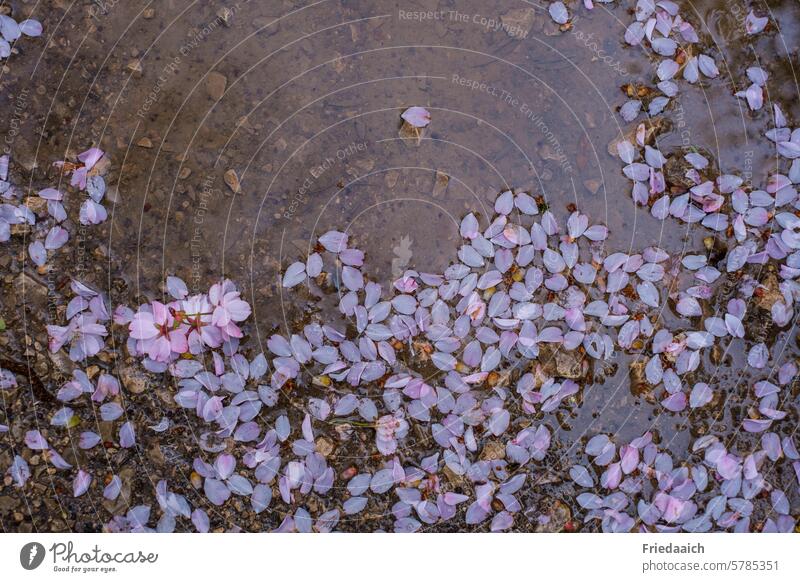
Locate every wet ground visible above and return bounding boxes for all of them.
[1,0,799,531]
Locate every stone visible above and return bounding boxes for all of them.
[479,439,506,461]
[10,223,31,236]
[217,7,234,26]
[432,170,449,198]
[0,495,20,513]
[629,359,649,396]
[93,155,112,176]
[334,423,352,441]
[40,348,72,380]
[754,272,782,311]
[146,442,166,466]
[583,178,601,195]
[315,437,335,457]
[534,499,572,532]
[662,158,693,189]
[105,185,121,204]
[399,121,421,141]
[120,366,148,394]
[224,169,241,193]
[442,465,468,489]
[126,59,143,77]
[537,344,586,379]
[24,196,48,215]
[206,72,227,101]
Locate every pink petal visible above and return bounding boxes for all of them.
[45,226,69,250]
[401,107,431,128]
[73,469,93,496]
[661,392,687,412]
[78,148,104,170]
[28,241,46,266]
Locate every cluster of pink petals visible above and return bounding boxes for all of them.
[2,144,110,270]
[129,301,189,362]
[125,278,251,363]
[54,147,104,191]
[375,413,409,455]
[616,0,717,123]
[18,177,800,534]
[46,280,109,361]
[0,14,42,59]
[571,432,797,533]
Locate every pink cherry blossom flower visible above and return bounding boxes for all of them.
[181,294,222,351]
[129,301,188,362]
[210,279,251,336]
[56,147,105,190]
[375,413,409,455]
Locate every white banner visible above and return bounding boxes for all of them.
[0,534,798,581]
